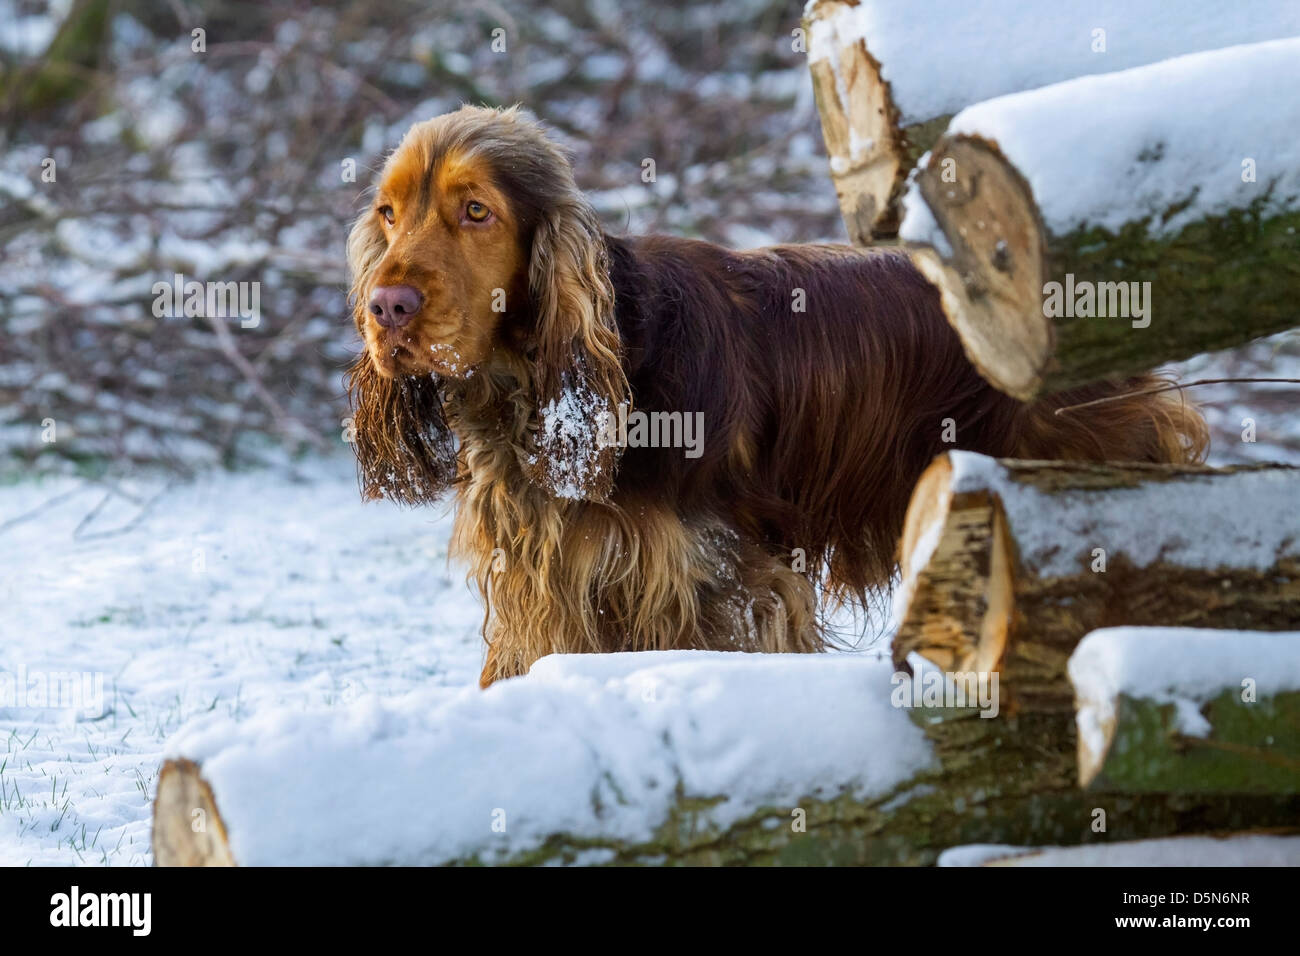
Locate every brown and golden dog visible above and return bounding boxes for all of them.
[345,105,1207,687]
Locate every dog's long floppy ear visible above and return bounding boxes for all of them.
[523,193,630,502]
[345,358,458,503]
[344,207,457,504]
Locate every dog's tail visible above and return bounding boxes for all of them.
[1012,372,1209,464]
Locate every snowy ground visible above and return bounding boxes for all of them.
[0,456,488,865]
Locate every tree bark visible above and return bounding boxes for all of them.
[1077,690,1300,794]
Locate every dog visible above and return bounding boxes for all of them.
[345,105,1207,687]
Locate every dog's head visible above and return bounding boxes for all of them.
[346,105,628,503]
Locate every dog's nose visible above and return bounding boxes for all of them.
[369,285,423,328]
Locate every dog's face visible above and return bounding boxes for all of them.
[350,123,530,379]
[345,106,631,504]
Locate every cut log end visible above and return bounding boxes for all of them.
[910,135,1051,400]
[152,758,236,867]
[806,1,907,241]
[894,455,1012,678]
[1074,693,1118,790]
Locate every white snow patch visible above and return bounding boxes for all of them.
[535,376,616,500]
[806,0,1300,125]
[0,457,481,866]
[1070,626,1300,705]
[937,843,1030,867]
[946,451,1300,579]
[897,158,953,256]
[1070,626,1300,761]
[942,38,1300,236]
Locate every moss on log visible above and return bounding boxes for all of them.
[1078,688,1300,794]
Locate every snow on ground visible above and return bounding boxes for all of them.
[1170,330,1300,465]
[7,344,1299,867]
[3,334,1298,866]
[0,456,485,866]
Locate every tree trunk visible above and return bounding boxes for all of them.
[152,759,237,867]
[895,454,1300,709]
[805,0,910,242]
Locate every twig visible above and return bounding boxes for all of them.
[73,485,171,541]
[205,312,328,452]
[0,486,86,535]
[1055,378,1300,415]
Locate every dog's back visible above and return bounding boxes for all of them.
[606,236,1207,597]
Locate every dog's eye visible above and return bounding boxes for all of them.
[465,201,491,223]
[377,205,395,225]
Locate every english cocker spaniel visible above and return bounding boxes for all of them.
[345,105,1207,687]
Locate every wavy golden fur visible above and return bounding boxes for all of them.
[345,105,1208,687]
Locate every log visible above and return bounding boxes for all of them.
[895,453,1300,711]
[150,650,1300,865]
[896,39,1300,399]
[892,453,1300,793]
[804,0,1300,240]
[1070,628,1300,793]
[152,652,935,866]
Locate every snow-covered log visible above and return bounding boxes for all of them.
[895,453,1300,709]
[152,653,938,866]
[805,0,1300,240]
[1070,628,1300,793]
[151,650,1300,865]
[939,834,1300,867]
[891,453,1300,794]
[898,38,1300,399]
